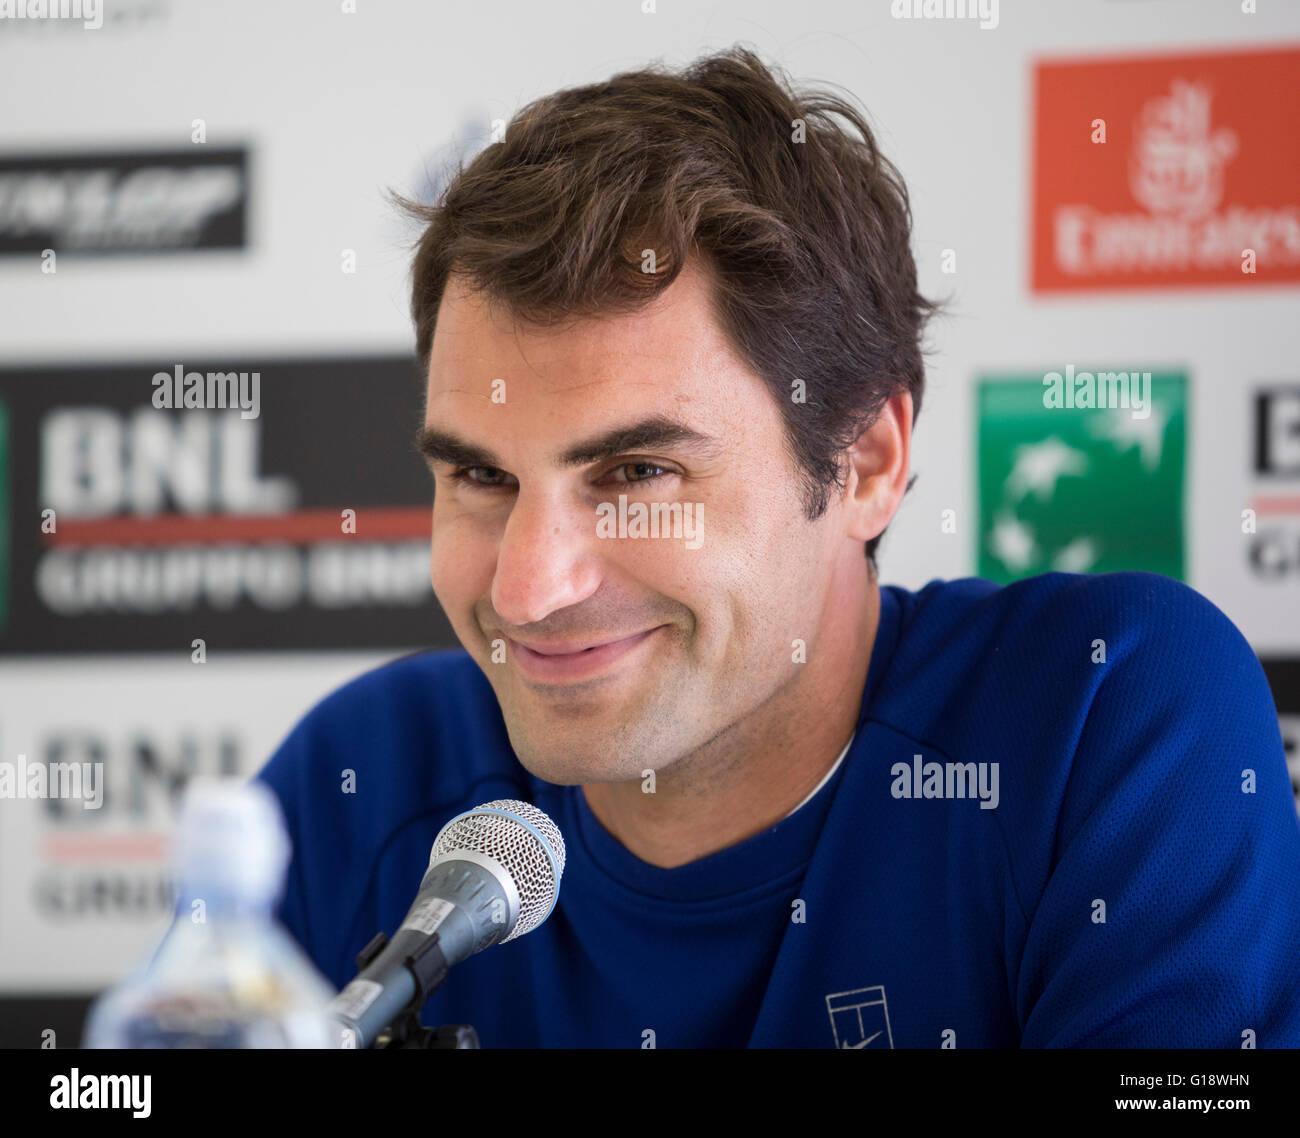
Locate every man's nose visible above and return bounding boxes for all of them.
[490,486,603,628]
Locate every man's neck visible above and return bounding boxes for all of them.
[581,561,880,869]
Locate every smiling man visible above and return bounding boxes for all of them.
[415,260,903,869]
[258,47,1300,1048]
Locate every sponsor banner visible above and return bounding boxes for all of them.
[1032,46,1300,292]
[0,146,248,255]
[1247,386,1300,582]
[0,655,382,989]
[976,371,1187,583]
[0,356,457,652]
[1260,658,1300,818]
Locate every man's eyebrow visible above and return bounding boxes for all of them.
[415,414,723,470]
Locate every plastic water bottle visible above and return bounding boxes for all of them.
[83,778,343,1048]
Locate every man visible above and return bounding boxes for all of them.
[258,46,1300,1047]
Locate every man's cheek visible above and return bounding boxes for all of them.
[429,542,478,616]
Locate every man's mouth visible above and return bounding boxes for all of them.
[504,626,665,683]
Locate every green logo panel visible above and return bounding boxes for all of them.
[977,373,1186,583]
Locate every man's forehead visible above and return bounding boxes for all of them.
[426,263,737,394]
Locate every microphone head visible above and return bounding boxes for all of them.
[430,799,565,942]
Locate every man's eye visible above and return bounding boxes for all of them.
[444,462,672,489]
[447,466,514,489]
[606,462,670,485]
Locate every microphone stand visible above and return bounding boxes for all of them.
[352,931,481,1050]
[376,1014,479,1049]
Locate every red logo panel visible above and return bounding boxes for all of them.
[1032,46,1300,292]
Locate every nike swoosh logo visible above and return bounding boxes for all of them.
[843,1030,883,1049]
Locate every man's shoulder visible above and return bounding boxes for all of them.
[887,569,1255,697]
[884,575,1298,1049]
[294,647,494,729]
[257,647,520,823]
[874,570,1268,781]
[899,567,1237,638]
[254,648,528,979]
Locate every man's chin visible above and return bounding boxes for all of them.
[503,717,673,786]
[508,749,639,788]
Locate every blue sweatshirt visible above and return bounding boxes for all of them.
[256,571,1300,1048]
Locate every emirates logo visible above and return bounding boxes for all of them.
[1129,80,1238,221]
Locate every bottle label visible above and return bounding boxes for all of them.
[401,898,455,935]
[333,979,383,1022]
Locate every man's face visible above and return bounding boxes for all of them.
[422,262,851,786]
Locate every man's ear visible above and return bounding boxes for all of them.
[842,390,913,545]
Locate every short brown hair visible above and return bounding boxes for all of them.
[402,45,939,566]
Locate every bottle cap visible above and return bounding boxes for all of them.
[172,778,290,906]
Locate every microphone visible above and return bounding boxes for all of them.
[329,798,565,1048]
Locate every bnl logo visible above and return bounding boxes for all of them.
[826,986,894,1049]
